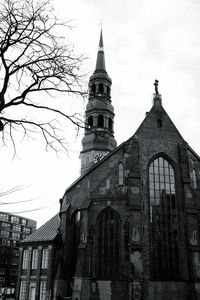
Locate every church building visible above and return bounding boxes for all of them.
[17,31,200,300]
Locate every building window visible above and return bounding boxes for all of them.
[0,268,5,275]
[11,259,18,265]
[10,269,18,275]
[98,114,104,128]
[21,219,27,225]
[91,84,96,94]
[22,227,30,233]
[0,230,9,238]
[19,281,27,300]
[118,163,124,185]
[11,216,19,223]
[0,214,9,221]
[70,211,81,277]
[42,249,49,269]
[1,222,10,229]
[32,249,38,269]
[97,207,120,279]
[108,117,113,131]
[149,157,179,279]
[99,83,104,93]
[192,169,198,189]
[88,116,93,129]
[12,232,20,240]
[39,281,47,300]
[13,224,21,232]
[107,85,110,96]
[157,118,162,128]
[22,249,30,269]
[0,277,5,287]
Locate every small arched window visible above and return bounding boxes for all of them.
[91,84,96,94]
[157,119,162,128]
[98,114,104,128]
[118,163,124,185]
[88,116,93,128]
[108,118,113,131]
[107,86,110,97]
[97,207,120,279]
[192,169,198,189]
[99,83,104,93]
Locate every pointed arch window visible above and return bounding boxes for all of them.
[192,169,198,189]
[97,207,120,279]
[118,163,124,185]
[71,210,81,277]
[98,114,104,128]
[149,157,179,279]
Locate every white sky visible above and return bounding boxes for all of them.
[1,0,200,228]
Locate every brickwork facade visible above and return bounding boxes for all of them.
[55,93,200,300]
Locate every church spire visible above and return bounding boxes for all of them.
[95,29,106,73]
[80,30,117,175]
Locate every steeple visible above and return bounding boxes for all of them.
[80,30,117,175]
[95,29,106,73]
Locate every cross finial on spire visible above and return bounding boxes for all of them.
[154,79,159,94]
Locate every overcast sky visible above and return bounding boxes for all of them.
[1,0,200,228]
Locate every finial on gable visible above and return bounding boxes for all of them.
[153,79,162,108]
[154,79,159,94]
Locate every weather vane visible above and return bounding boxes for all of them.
[154,79,159,94]
[98,19,103,29]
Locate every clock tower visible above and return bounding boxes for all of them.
[80,30,117,174]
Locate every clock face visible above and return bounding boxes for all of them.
[94,152,104,163]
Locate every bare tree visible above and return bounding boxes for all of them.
[0,0,86,153]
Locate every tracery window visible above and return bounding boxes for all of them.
[118,163,124,185]
[71,211,81,276]
[149,157,179,279]
[97,207,120,279]
[192,169,198,189]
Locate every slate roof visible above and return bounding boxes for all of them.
[21,214,60,243]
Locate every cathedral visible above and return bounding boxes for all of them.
[17,31,200,300]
